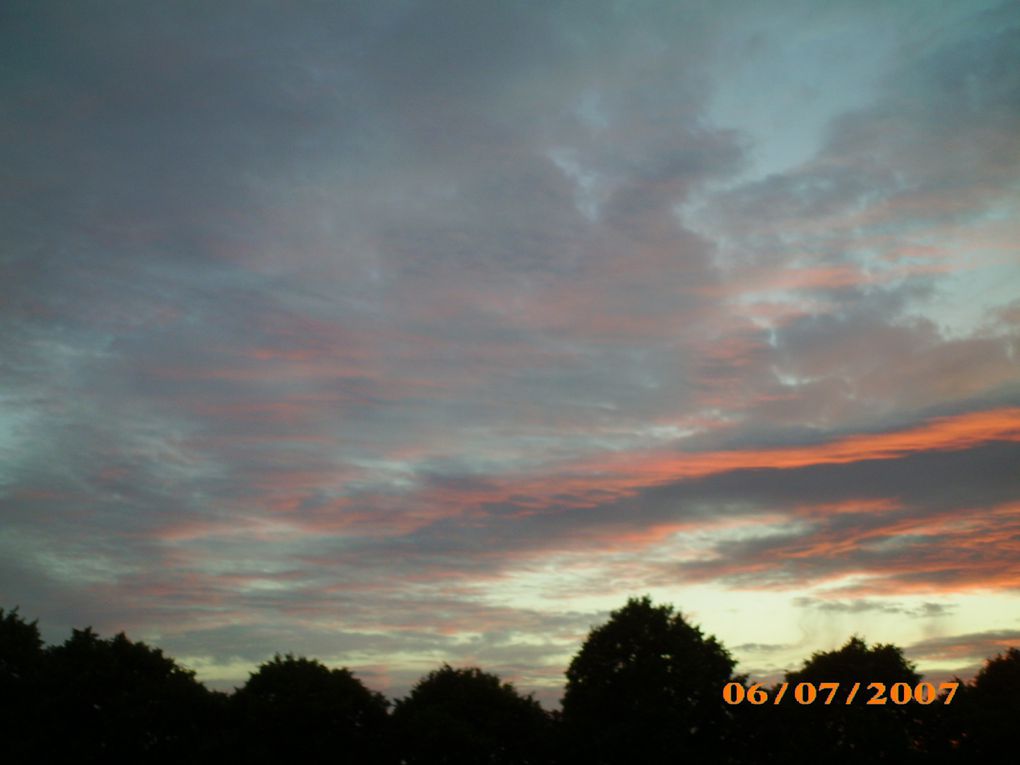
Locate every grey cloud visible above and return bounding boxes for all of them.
[794,597,956,617]
[3,0,1019,700]
[906,630,1020,663]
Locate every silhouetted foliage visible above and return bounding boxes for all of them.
[393,664,553,765]
[2,603,1017,764]
[41,626,221,762]
[0,607,46,760]
[232,653,393,764]
[754,636,925,764]
[0,606,44,673]
[561,596,738,764]
[952,647,1020,761]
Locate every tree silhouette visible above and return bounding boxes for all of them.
[3,603,1017,763]
[0,607,46,759]
[560,596,738,764]
[951,646,1020,761]
[0,606,43,673]
[759,635,925,763]
[392,664,553,765]
[41,626,220,762]
[232,653,392,764]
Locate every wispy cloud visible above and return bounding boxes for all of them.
[2,0,1018,697]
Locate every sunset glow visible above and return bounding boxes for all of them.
[2,0,1019,705]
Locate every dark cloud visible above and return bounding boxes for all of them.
[906,630,1020,664]
[794,598,956,617]
[2,0,1019,693]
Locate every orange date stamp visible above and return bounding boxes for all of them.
[722,681,959,705]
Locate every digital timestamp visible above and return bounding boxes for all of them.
[722,681,960,706]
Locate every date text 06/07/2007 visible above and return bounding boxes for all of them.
[722,681,958,706]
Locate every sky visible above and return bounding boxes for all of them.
[2,0,1019,705]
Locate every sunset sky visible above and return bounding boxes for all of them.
[2,0,1019,704]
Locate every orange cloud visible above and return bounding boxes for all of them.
[681,501,1020,595]
[614,406,1013,477]
[497,407,1020,507]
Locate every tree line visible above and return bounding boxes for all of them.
[2,597,1016,763]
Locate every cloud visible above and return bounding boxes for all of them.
[2,0,1019,695]
[794,598,955,617]
[906,630,1020,664]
